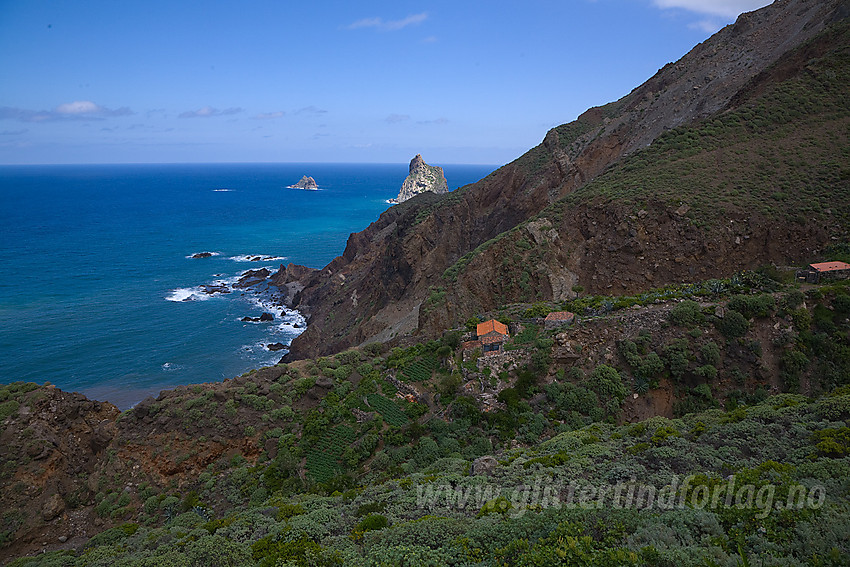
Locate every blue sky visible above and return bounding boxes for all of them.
[0,0,770,165]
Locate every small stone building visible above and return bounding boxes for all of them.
[462,319,510,356]
[797,261,850,284]
[544,311,575,331]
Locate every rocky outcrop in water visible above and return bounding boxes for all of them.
[234,268,271,289]
[393,155,448,203]
[288,176,318,190]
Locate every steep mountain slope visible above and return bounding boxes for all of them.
[424,18,850,334]
[279,0,848,361]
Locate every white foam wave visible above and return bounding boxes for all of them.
[166,272,247,303]
[241,341,281,357]
[243,295,285,318]
[166,267,307,368]
[166,287,213,302]
[228,254,287,263]
[213,188,233,192]
[213,274,242,286]
[274,322,303,334]
[240,290,306,333]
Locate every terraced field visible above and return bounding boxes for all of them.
[304,424,356,483]
[366,393,409,427]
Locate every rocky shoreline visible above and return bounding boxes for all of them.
[170,261,309,371]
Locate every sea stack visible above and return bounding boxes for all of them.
[288,176,318,190]
[393,154,448,203]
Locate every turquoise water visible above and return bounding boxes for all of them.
[0,163,494,409]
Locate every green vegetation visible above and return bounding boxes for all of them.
[440,23,850,293]
[305,425,356,483]
[9,389,850,566]
[5,18,850,567]
[401,354,438,382]
[3,277,850,565]
[366,394,409,427]
[512,108,606,176]
[554,24,850,228]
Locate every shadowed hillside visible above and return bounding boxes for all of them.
[423,18,850,335]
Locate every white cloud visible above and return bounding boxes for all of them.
[385,13,428,30]
[386,114,410,123]
[178,106,242,118]
[652,0,771,19]
[294,106,328,115]
[253,111,285,120]
[0,107,46,122]
[346,12,428,31]
[0,101,132,122]
[56,101,99,114]
[347,17,381,29]
[57,100,133,117]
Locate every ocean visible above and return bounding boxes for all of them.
[0,162,495,409]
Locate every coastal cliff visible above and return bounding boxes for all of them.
[4,1,850,563]
[393,154,448,203]
[279,0,850,361]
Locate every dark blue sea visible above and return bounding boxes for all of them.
[0,163,495,409]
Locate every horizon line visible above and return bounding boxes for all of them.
[0,159,503,168]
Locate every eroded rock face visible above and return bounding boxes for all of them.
[288,176,318,190]
[41,494,65,521]
[395,154,448,203]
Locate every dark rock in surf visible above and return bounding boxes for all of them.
[234,268,271,289]
[200,284,230,295]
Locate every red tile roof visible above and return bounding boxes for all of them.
[477,319,508,337]
[545,311,575,322]
[810,261,850,272]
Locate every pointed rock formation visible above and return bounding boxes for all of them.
[288,176,318,190]
[394,154,448,203]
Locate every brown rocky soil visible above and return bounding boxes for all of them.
[0,362,308,562]
[0,388,119,561]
